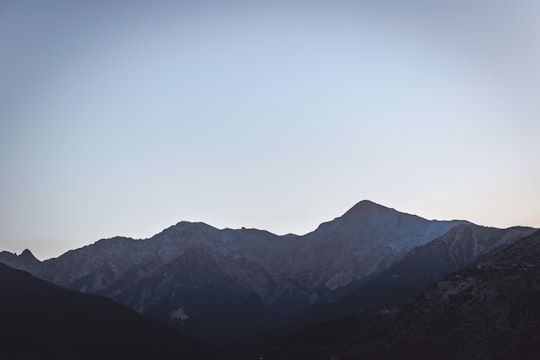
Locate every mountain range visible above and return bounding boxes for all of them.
[1,200,538,357]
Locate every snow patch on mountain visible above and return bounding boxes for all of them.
[171,306,190,324]
[325,271,354,291]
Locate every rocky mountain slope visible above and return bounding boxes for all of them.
[291,200,465,292]
[260,229,540,360]
[313,223,536,322]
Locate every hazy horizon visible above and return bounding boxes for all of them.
[2,0,539,260]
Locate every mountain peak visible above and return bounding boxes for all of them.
[19,249,40,263]
[343,200,392,216]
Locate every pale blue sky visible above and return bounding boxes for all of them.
[1,0,539,259]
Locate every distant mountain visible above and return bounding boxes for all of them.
[0,263,216,360]
[0,248,41,273]
[0,201,490,344]
[260,229,540,360]
[289,200,465,293]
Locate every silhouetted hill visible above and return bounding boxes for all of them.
[0,263,217,360]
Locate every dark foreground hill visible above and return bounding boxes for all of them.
[254,230,540,360]
[0,263,217,360]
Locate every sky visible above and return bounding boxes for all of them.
[1,0,539,260]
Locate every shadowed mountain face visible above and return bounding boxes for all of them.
[0,201,465,344]
[258,230,540,360]
[0,263,216,360]
[310,224,536,323]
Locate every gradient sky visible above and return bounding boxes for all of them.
[1,0,539,260]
